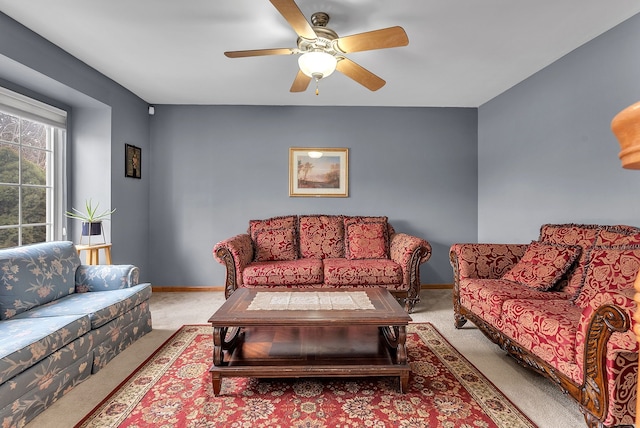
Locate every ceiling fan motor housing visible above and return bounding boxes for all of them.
[297,12,344,57]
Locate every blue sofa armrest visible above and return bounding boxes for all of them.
[75,264,140,292]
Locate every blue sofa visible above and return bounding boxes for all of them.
[0,241,152,427]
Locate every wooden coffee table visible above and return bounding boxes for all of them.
[208,287,412,395]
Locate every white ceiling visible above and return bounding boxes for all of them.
[1,0,639,107]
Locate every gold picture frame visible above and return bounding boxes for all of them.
[289,147,349,197]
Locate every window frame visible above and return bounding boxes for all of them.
[0,86,67,247]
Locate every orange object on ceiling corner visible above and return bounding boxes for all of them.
[612,101,640,170]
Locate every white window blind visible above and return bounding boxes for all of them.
[0,86,66,128]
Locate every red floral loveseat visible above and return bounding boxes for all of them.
[213,215,431,312]
[450,223,640,428]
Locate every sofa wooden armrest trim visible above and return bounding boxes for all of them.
[213,234,254,298]
[580,304,630,425]
[390,233,432,312]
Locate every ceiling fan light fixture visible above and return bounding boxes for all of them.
[298,51,337,79]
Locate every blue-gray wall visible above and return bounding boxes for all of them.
[149,105,477,286]
[478,13,640,242]
[0,13,151,276]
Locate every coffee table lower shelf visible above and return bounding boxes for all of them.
[210,325,410,395]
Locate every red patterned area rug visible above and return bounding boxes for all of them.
[75,324,536,428]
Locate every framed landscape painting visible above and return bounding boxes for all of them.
[289,147,349,197]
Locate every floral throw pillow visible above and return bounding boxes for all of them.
[345,221,389,260]
[538,223,599,247]
[501,241,581,291]
[574,246,640,309]
[248,215,297,236]
[253,227,297,262]
[595,228,640,246]
[298,215,344,259]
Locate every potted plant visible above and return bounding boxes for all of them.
[65,199,116,237]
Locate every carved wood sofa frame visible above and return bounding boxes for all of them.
[451,252,631,428]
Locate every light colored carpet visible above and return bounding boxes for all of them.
[26,289,585,428]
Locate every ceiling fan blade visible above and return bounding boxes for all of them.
[336,26,409,53]
[224,48,296,58]
[290,70,311,92]
[336,58,385,91]
[270,0,317,40]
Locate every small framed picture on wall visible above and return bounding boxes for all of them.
[125,144,141,179]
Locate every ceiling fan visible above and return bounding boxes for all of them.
[224,0,409,94]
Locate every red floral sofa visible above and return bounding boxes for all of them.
[213,215,431,312]
[450,223,640,428]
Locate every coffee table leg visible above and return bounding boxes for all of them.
[212,326,243,396]
[381,325,409,393]
[211,371,222,395]
[400,371,409,393]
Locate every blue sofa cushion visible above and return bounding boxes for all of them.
[0,314,90,384]
[12,283,152,329]
[0,241,80,320]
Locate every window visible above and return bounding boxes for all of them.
[0,87,67,248]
